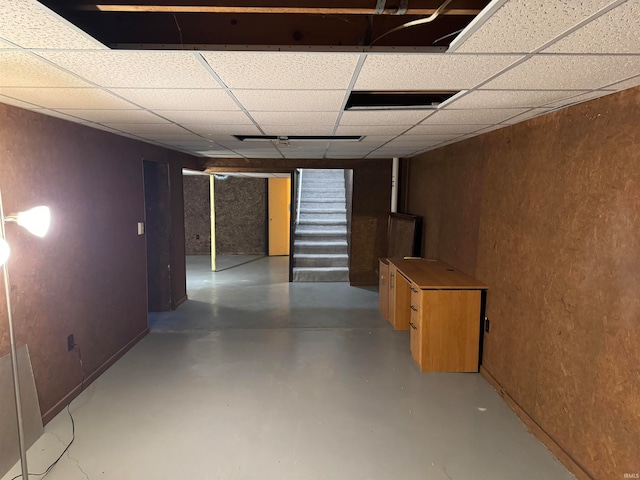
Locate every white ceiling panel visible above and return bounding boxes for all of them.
[251,111,338,125]
[484,55,640,90]
[0,94,41,110]
[0,38,17,49]
[0,87,138,109]
[358,135,395,144]
[158,110,253,125]
[202,52,360,89]
[340,110,431,126]
[0,51,92,87]
[421,108,528,124]
[335,125,410,136]
[448,89,590,109]
[53,109,166,124]
[354,54,521,90]
[394,133,466,143]
[110,88,236,111]
[0,0,106,50]
[500,108,553,124]
[406,124,491,135]
[102,123,192,134]
[231,89,346,112]
[261,125,335,136]
[188,124,262,136]
[541,90,618,108]
[39,51,220,88]
[606,75,640,90]
[136,133,205,141]
[454,0,617,53]
[544,1,640,54]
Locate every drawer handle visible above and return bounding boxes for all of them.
[410,305,418,312]
[409,321,417,330]
[410,287,418,293]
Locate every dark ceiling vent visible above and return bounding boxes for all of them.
[234,135,363,142]
[345,90,459,110]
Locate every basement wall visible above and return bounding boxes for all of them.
[183,175,211,255]
[0,104,197,422]
[405,86,640,480]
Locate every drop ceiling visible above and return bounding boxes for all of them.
[0,0,639,160]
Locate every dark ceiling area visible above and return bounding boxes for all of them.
[39,0,491,50]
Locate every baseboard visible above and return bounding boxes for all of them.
[42,328,149,425]
[479,366,593,480]
[173,294,188,309]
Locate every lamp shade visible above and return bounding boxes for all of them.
[0,238,9,266]
[16,206,50,238]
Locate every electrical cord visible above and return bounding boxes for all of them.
[9,346,85,480]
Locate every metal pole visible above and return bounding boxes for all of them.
[0,186,30,480]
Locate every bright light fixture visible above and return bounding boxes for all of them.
[0,238,9,266]
[9,206,51,238]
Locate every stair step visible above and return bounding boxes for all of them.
[299,213,346,222]
[294,233,347,243]
[292,267,349,282]
[294,254,349,268]
[294,241,348,254]
[300,207,346,214]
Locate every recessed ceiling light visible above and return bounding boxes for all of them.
[234,135,363,142]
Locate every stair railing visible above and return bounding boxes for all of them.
[296,168,303,225]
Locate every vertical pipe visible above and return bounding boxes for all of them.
[0,187,30,480]
[391,157,399,213]
[209,175,216,272]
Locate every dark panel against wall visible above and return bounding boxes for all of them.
[183,175,211,255]
[0,104,196,421]
[214,176,266,255]
[405,86,640,480]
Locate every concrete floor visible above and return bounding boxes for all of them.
[2,255,575,480]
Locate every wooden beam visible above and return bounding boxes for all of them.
[82,4,482,15]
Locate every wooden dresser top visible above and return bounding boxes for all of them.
[388,258,488,290]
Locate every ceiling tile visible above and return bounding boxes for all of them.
[158,110,252,124]
[483,55,640,90]
[102,123,192,134]
[541,90,618,108]
[187,124,262,136]
[393,133,465,143]
[0,51,92,87]
[0,38,17,49]
[251,111,338,125]
[544,1,640,54]
[354,54,521,90]
[137,133,205,141]
[260,125,335,136]
[420,108,528,124]
[0,0,106,49]
[201,52,360,89]
[454,0,616,53]
[111,88,237,111]
[335,125,410,136]
[54,109,166,123]
[39,51,220,88]
[406,124,491,135]
[232,89,346,111]
[501,108,553,124]
[358,135,395,144]
[0,94,41,110]
[340,110,431,126]
[448,89,590,109]
[606,75,640,90]
[0,87,139,109]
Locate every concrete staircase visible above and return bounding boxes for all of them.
[293,169,349,282]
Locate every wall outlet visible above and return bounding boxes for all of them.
[67,334,74,351]
[484,317,490,333]
[137,222,145,235]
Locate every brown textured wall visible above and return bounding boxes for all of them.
[0,104,196,420]
[202,159,392,284]
[214,176,266,255]
[183,176,211,255]
[406,86,640,480]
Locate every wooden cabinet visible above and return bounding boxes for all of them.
[378,258,390,321]
[389,259,487,373]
